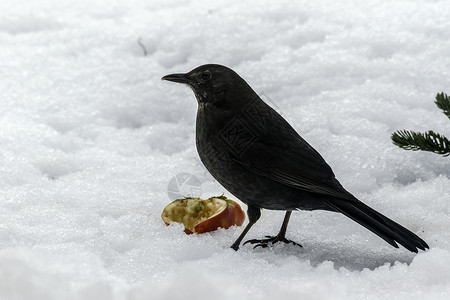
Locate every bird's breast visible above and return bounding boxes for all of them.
[195,107,261,169]
[195,108,270,207]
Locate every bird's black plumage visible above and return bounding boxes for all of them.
[162,64,429,253]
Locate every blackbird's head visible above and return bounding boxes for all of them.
[162,64,254,108]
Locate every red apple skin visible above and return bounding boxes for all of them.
[193,200,245,234]
[184,228,194,235]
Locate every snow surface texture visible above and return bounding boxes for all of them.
[1,0,450,299]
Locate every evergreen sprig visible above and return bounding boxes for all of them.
[391,130,450,156]
[391,92,450,157]
[435,92,450,119]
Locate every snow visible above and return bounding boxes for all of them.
[1,0,450,299]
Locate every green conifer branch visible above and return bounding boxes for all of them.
[391,129,450,157]
[435,92,450,119]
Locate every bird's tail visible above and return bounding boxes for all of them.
[325,200,429,253]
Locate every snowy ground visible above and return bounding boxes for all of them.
[1,0,450,299]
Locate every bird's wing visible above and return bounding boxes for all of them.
[229,118,357,202]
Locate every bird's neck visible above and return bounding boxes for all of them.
[196,102,233,128]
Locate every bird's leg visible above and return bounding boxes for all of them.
[230,205,261,251]
[243,211,302,249]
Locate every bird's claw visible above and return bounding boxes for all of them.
[243,235,302,249]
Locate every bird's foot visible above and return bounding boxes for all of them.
[243,235,302,249]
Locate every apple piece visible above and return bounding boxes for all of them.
[161,196,246,234]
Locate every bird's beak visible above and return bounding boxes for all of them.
[161,73,188,84]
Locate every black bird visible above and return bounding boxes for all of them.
[162,64,429,253]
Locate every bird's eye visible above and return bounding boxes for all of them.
[201,71,211,80]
